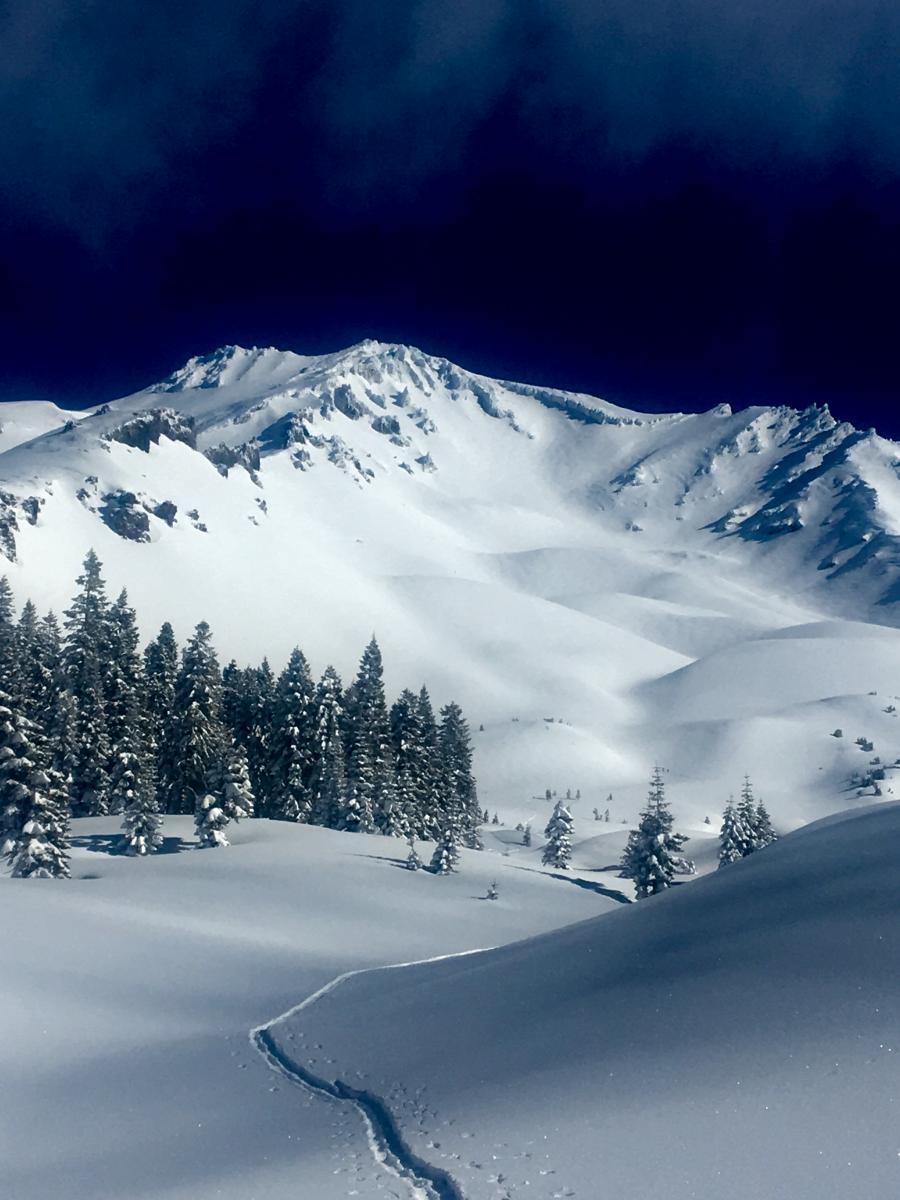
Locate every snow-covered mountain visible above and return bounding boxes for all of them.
[4,340,900,824]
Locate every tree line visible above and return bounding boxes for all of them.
[0,550,480,877]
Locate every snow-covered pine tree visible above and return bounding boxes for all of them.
[221,660,243,739]
[105,591,146,793]
[415,686,444,841]
[430,825,459,874]
[542,799,574,868]
[309,666,348,828]
[755,799,777,848]
[172,622,227,815]
[718,796,746,868]
[736,775,762,856]
[439,701,480,848]
[269,648,315,823]
[63,551,113,816]
[486,879,499,900]
[242,659,277,813]
[144,622,180,812]
[345,638,397,834]
[619,768,693,899]
[194,792,230,848]
[391,688,424,836]
[523,823,532,846]
[0,576,19,696]
[405,836,421,871]
[0,696,70,878]
[15,600,53,720]
[119,751,163,856]
[219,740,255,821]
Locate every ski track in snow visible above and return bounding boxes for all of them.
[250,949,494,1200]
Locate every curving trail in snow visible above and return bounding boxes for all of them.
[250,950,493,1200]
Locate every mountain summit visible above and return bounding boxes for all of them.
[2,341,900,819]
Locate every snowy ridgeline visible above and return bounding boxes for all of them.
[0,550,482,878]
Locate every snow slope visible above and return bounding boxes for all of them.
[3,341,900,826]
[0,816,610,1200]
[269,801,900,1200]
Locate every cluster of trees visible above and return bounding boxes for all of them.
[718,777,776,867]
[0,551,480,878]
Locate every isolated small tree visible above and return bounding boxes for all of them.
[486,879,499,900]
[405,837,421,871]
[195,792,230,848]
[604,808,610,822]
[704,814,711,825]
[619,769,692,898]
[491,812,499,825]
[430,826,459,875]
[220,741,255,822]
[593,806,600,820]
[523,823,532,847]
[542,799,574,868]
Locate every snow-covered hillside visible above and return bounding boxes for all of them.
[269,802,900,1200]
[3,340,900,826]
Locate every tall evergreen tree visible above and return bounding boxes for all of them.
[619,769,693,899]
[414,685,443,841]
[542,799,574,868]
[736,776,763,856]
[0,576,18,694]
[218,740,255,822]
[309,666,348,827]
[718,796,746,868]
[345,638,397,833]
[239,661,277,813]
[172,622,226,815]
[119,751,163,856]
[105,590,144,770]
[63,551,112,816]
[269,648,315,823]
[755,799,777,848]
[144,622,179,813]
[439,702,480,847]
[0,693,69,878]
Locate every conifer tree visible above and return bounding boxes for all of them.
[172,622,226,815]
[439,701,480,847]
[219,740,255,822]
[241,660,277,813]
[737,775,762,856]
[309,666,348,827]
[415,685,443,840]
[195,791,231,848]
[391,689,421,835]
[542,799,574,868]
[619,769,693,898]
[269,648,315,822]
[0,576,18,695]
[405,836,421,871]
[486,879,499,900]
[63,551,113,816]
[755,799,777,848]
[144,622,180,812]
[430,825,459,874]
[345,638,397,833]
[718,797,746,868]
[16,600,53,719]
[119,751,163,856]
[105,590,144,767]
[0,695,69,878]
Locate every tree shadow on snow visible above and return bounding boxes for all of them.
[70,832,190,857]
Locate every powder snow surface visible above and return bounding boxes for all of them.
[3,341,900,829]
[272,802,900,1200]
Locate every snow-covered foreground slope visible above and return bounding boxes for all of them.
[271,802,900,1200]
[4,340,900,825]
[0,816,609,1200]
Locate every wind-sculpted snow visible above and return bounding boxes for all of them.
[273,803,900,1200]
[4,340,900,822]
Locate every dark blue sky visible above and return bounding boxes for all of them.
[1,2,898,430]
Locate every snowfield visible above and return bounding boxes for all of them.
[267,802,900,1200]
[0,817,609,1200]
[2,341,900,828]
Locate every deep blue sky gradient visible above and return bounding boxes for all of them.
[1,2,897,430]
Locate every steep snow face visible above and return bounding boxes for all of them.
[271,801,900,1200]
[3,341,900,823]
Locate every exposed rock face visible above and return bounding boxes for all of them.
[99,491,151,542]
[104,408,196,452]
[204,441,261,478]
